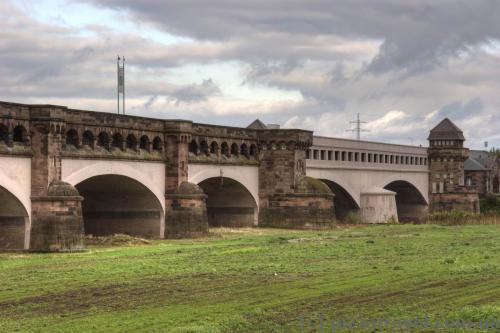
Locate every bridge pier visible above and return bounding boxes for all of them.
[28,110,86,252]
[164,182,209,239]
[30,181,85,252]
[257,130,336,229]
[360,188,398,223]
[164,128,209,238]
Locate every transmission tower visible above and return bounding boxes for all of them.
[346,113,369,140]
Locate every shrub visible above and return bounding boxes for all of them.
[342,211,362,224]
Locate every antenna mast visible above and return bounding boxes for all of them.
[346,113,368,140]
[117,55,125,114]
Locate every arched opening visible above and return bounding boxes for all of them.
[13,125,28,145]
[112,133,124,150]
[210,141,218,155]
[189,139,198,155]
[82,131,94,148]
[75,175,163,238]
[493,176,500,194]
[221,142,229,157]
[153,137,163,151]
[140,135,150,151]
[0,124,9,146]
[231,143,239,156]
[241,143,249,158]
[249,144,257,158]
[320,179,360,221]
[200,141,209,156]
[384,180,428,222]
[126,134,137,150]
[198,177,257,227]
[97,132,110,150]
[65,129,79,148]
[0,185,29,250]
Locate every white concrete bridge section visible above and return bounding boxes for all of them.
[61,159,165,238]
[306,136,429,223]
[0,156,31,250]
[188,164,259,227]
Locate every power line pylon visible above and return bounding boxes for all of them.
[346,113,368,140]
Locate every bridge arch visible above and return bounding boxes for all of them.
[0,184,29,250]
[198,177,258,227]
[188,165,259,207]
[188,164,259,227]
[319,179,360,221]
[61,160,166,237]
[73,174,164,238]
[383,180,428,222]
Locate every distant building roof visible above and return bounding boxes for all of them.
[465,157,487,171]
[247,119,267,130]
[466,150,497,171]
[428,118,465,141]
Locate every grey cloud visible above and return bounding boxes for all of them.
[437,98,484,120]
[84,0,500,76]
[168,79,222,105]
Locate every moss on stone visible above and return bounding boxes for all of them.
[177,181,205,195]
[47,181,80,197]
[295,176,332,195]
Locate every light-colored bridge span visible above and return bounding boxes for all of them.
[306,136,429,222]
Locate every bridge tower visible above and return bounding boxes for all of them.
[257,129,336,228]
[28,106,85,251]
[427,118,480,213]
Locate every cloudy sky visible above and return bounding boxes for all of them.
[2,0,500,148]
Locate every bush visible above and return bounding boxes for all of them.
[426,209,500,225]
[341,211,362,224]
[480,194,500,213]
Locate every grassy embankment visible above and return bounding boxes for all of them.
[1,224,500,332]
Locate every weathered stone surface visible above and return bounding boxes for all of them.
[30,181,85,252]
[164,182,209,238]
[428,118,480,213]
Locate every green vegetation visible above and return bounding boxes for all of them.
[481,195,500,214]
[1,225,500,332]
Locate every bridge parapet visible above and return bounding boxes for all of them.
[307,136,428,172]
[188,123,259,165]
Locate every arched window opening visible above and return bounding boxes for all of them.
[231,143,239,156]
[240,143,249,158]
[140,135,150,151]
[65,129,79,148]
[221,142,229,157]
[0,124,9,145]
[189,140,198,155]
[249,144,257,157]
[112,133,124,150]
[200,141,209,155]
[210,141,218,155]
[13,125,28,145]
[153,137,163,151]
[82,131,94,148]
[97,132,110,150]
[126,134,137,150]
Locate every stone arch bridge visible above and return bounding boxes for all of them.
[0,102,429,251]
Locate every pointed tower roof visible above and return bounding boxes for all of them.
[247,119,268,130]
[428,118,465,141]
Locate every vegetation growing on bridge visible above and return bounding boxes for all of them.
[1,225,500,332]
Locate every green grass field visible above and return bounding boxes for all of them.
[1,225,500,332]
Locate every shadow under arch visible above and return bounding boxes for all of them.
[75,175,164,238]
[384,180,428,222]
[319,179,360,221]
[197,177,258,227]
[0,184,29,250]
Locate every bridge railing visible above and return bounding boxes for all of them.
[307,136,428,171]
